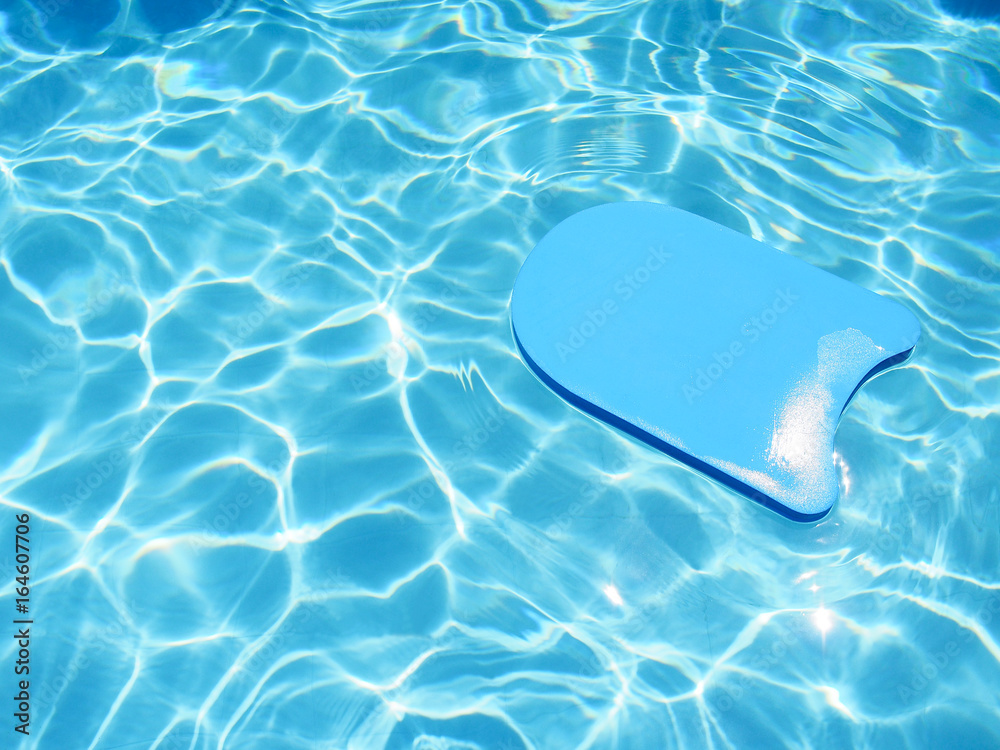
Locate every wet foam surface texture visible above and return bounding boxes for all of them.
[512,202,921,520]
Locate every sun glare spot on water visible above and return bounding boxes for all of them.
[812,607,834,635]
[818,686,855,720]
[382,307,410,379]
[771,223,803,243]
[603,584,624,607]
[834,450,852,495]
[387,701,406,720]
[275,527,320,546]
[385,308,405,341]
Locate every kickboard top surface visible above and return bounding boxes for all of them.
[510,202,920,520]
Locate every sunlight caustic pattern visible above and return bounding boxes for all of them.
[0,0,998,747]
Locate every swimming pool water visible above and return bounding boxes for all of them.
[1,0,998,747]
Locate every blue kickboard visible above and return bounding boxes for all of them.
[510,202,920,521]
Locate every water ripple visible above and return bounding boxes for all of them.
[1,0,999,747]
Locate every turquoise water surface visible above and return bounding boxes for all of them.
[1,0,999,748]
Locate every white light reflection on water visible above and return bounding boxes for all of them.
[0,0,998,747]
